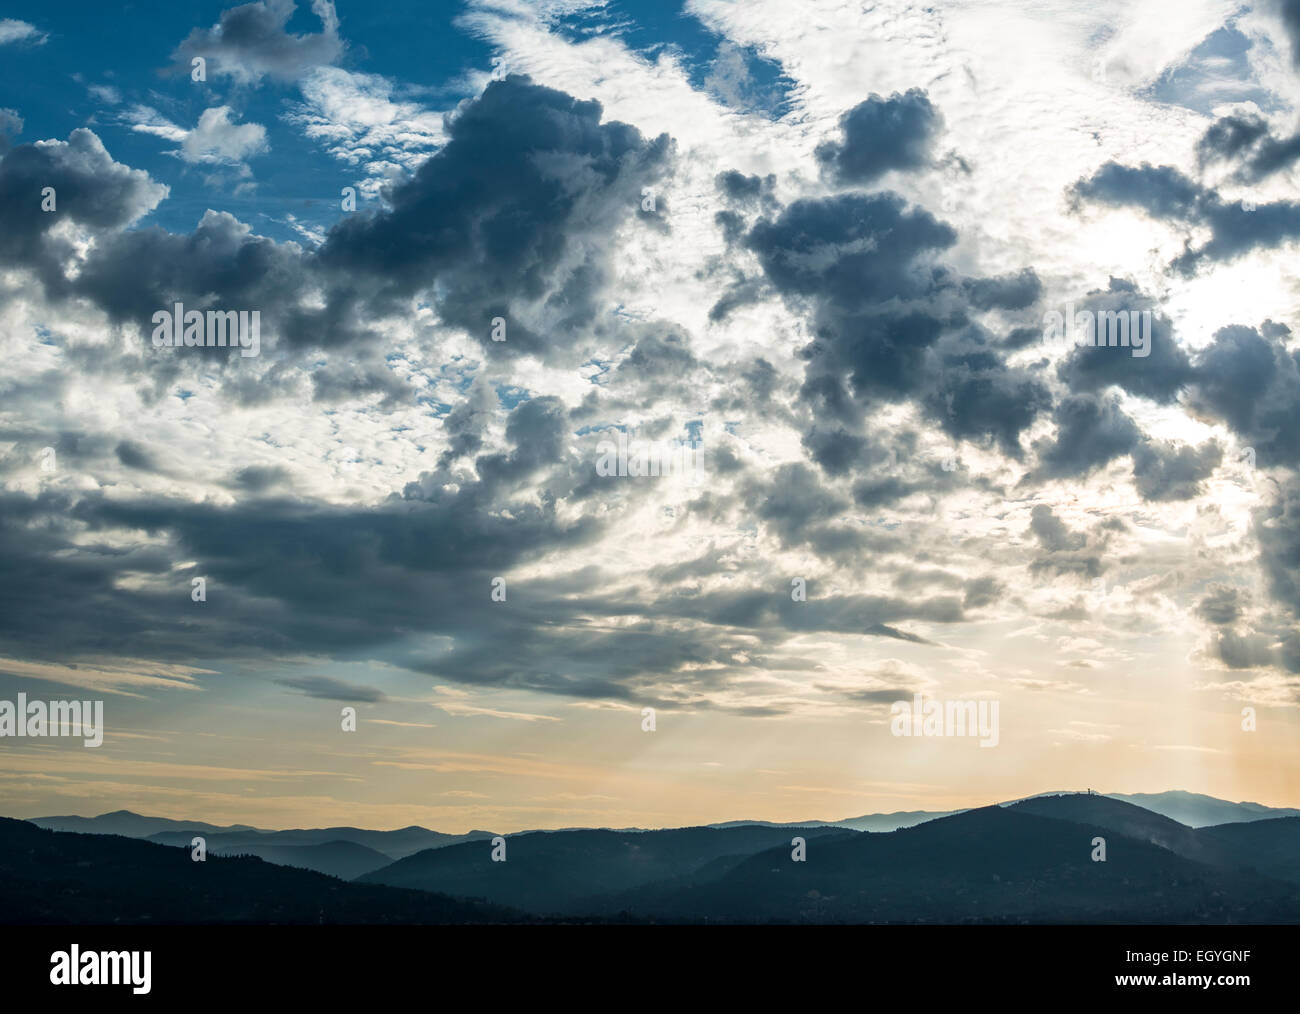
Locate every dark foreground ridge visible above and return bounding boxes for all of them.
[0,817,519,925]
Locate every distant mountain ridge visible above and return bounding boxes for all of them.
[357,824,857,915]
[709,789,1300,832]
[1103,791,1300,827]
[10,791,1300,923]
[32,810,259,837]
[29,790,1297,845]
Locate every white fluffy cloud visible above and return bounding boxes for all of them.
[0,18,46,46]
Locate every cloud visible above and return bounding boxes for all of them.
[0,128,168,292]
[1032,395,1141,481]
[814,89,941,185]
[126,105,269,170]
[1026,505,1111,580]
[274,675,387,702]
[744,178,1051,466]
[319,75,673,361]
[1187,322,1300,467]
[87,84,122,106]
[182,106,270,166]
[172,0,343,84]
[1,7,1297,750]
[1196,111,1300,182]
[1131,439,1222,502]
[287,67,448,191]
[0,108,21,153]
[1071,161,1300,274]
[0,19,46,46]
[1197,585,1244,626]
[1277,0,1300,67]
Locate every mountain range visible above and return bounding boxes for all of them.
[6,790,1300,923]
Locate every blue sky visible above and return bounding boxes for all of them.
[0,1,790,241]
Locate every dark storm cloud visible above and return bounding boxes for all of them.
[1196,111,1300,182]
[436,379,497,469]
[746,461,849,541]
[963,269,1042,311]
[1131,439,1222,501]
[115,441,160,472]
[707,271,767,318]
[227,465,293,493]
[1071,161,1300,273]
[746,191,956,304]
[715,169,777,208]
[0,128,338,368]
[1279,0,1300,67]
[473,396,570,487]
[309,357,413,405]
[74,209,313,345]
[747,192,954,437]
[1072,162,1202,218]
[2,75,675,410]
[0,413,607,667]
[745,179,1053,468]
[171,0,343,83]
[1054,280,1194,405]
[714,210,748,246]
[1169,321,1300,629]
[1032,394,1141,480]
[613,325,700,384]
[850,475,919,508]
[319,75,672,360]
[1255,478,1300,619]
[815,89,941,184]
[925,333,1053,457]
[1186,323,1300,467]
[0,128,166,294]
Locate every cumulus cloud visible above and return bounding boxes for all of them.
[814,89,941,184]
[181,106,270,165]
[0,18,46,46]
[172,0,343,84]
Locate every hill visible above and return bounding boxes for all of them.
[1105,791,1300,827]
[613,805,1300,923]
[0,818,517,924]
[359,824,856,915]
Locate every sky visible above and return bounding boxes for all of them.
[1,0,1299,832]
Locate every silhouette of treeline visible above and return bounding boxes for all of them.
[7,794,1300,923]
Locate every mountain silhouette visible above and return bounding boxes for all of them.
[1103,790,1300,827]
[1006,793,1232,866]
[358,825,856,915]
[12,792,1300,923]
[0,818,517,924]
[33,812,496,861]
[1198,816,1300,884]
[708,808,961,832]
[164,837,396,880]
[32,810,257,837]
[609,804,1300,923]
